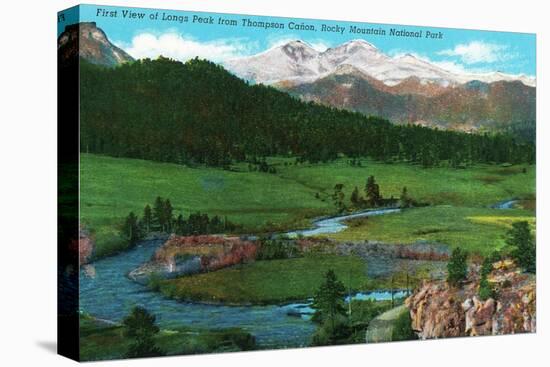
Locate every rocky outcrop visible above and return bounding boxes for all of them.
[129,235,258,283]
[79,227,94,266]
[337,241,450,261]
[58,22,134,67]
[406,259,535,339]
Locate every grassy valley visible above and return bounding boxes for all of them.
[81,153,534,259]
[80,154,330,258]
[155,254,369,305]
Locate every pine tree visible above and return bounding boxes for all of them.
[122,212,141,244]
[507,221,536,273]
[399,186,411,208]
[164,199,174,232]
[142,204,152,233]
[365,176,381,207]
[122,306,163,358]
[175,214,185,235]
[152,196,165,231]
[478,255,497,300]
[332,184,345,213]
[350,186,362,207]
[312,270,347,330]
[447,247,468,286]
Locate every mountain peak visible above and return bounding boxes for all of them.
[342,39,378,50]
[278,40,319,63]
[279,40,317,52]
[58,22,134,67]
[400,53,417,60]
[283,39,309,47]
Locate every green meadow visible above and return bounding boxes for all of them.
[274,158,535,208]
[80,154,535,258]
[331,206,534,255]
[80,154,330,258]
[156,254,370,305]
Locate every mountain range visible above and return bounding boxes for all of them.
[225,40,535,137]
[224,39,535,87]
[58,23,535,139]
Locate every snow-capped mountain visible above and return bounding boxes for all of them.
[225,39,535,87]
[224,40,321,84]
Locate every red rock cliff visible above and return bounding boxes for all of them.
[406,259,535,339]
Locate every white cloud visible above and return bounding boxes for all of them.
[437,41,510,64]
[118,32,257,63]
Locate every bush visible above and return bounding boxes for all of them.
[480,257,494,278]
[202,329,256,352]
[479,277,497,301]
[256,238,300,260]
[391,310,416,341]
[349,300,391,326]
[147,272,163,292]
[311,315,352,346]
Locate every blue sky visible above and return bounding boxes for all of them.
[58,4,536,77]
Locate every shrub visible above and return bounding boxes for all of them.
[479,253,499,301]
[479,277,497,301]
[311,315,352,346]
[391,310,416,341]
[256,238,300,260]
[202,329,256,351]
[480,256,494,278]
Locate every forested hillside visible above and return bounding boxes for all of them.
[80,57,534,167]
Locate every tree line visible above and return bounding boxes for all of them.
[332,175,417,212]
[80,57,535,168]
[122,196,238,244]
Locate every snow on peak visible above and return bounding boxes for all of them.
[225,39,535,87]
[280,40,319,62]
[341,39,378,51]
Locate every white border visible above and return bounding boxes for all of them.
[0,0,546,366]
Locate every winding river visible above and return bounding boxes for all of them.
[285,207,401,237]
[78,207,415,348]
[491,199,518,210]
